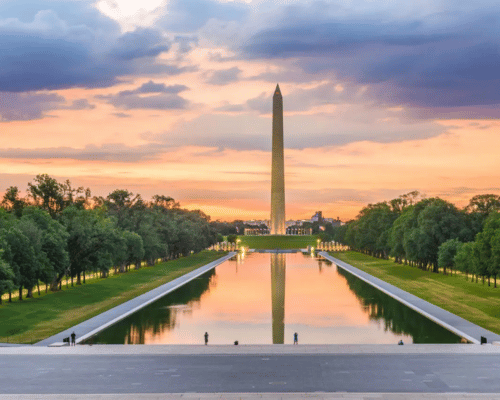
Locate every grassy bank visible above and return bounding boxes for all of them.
[332,251,500,334]
[239,235,318,249]
[0,251,227,344]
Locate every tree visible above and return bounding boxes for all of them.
[398,199,433,268]
[136,212,165,265]
[0,252,14,304]
[466,194,500,215]
[2,227,38,300]
[20,207,69,291]
[150,195,179,211]
[490,230,500,288]
[389,191,421,213]
[1,186,26,217]
[60,180,91,209]
[27,174,65,217]
[123,230,144,269]
[62,206,120,283]
[390,210,412,264]
[471,240,487,283]
[474,212,500,286]
[438,238,461,275]
[454,242,473,280]
[465,194,500,237]
[16,217,47,296]
[415,198,467,272]
[332,223,348,245]
[105,189,139,229]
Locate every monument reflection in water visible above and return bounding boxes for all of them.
[86,253,463,345]
[271,253,285,344]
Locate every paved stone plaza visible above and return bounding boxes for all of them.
[2,345,500,396]
[2,393,500,400]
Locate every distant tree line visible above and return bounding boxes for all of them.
[331,192,500,287]
[0,174,217,303]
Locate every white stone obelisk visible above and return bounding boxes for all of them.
[270,84,285,235]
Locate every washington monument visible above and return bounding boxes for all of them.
[270,84,285,235]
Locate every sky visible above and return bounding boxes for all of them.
[1,0,500,221]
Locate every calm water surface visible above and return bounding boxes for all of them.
[88,252,462,344]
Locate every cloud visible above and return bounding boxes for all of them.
[244,82,369,114]
[66,99,95,110]
[0,143,168,163]
[0,92,95,122]
[0,92,65,121]
[112,112,132,118]
[119,81,188,95]
[159,0,249,33]
[238,1,500,111]
[205,67,241,86]
[142,107,444,151]
[142,114,271,150]
[174,36,199,54]
[214,103,247,113]
[109,28,170,60]
[0,1,172,92]
[96,81,189,110]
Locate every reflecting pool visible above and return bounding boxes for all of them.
[87,252,463,344]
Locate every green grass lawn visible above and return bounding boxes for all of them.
[332,251,500,335]
[0,251,227,344]
[238,235,319,249]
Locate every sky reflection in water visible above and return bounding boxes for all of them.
[89,252,462,344]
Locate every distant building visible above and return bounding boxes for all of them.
[243,219,270,235]
[310,212,343,227]
[244,219,270,227]
[285,226,313,235]
[311,211,323,223]
[244,227,269,235]
[325,217,343,227]
[242,213,342,235]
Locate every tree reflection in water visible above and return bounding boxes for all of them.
[336,267,463,343]
[86,269,216,344]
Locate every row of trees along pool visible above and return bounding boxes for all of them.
[0,174,218,303]
[331,191,500,287]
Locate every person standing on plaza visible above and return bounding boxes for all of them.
[293,332,298,345]
[204,332,209,345]
[71,332,76,346]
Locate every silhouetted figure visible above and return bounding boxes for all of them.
[294,332,298,345]
[204,332,209,345]
[71,332,76,346]
[234,341,238,345]
[398,340,404,345]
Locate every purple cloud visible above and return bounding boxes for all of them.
[0,2,171,92]
[96,81,189,110]
[239,1,500,111]
[205,67,242,86]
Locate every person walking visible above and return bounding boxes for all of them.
[293,332,298,345]
[204,332,209,345]
[70,332,76,346]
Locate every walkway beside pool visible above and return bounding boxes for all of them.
[36,252,236,346]
[319,252,500,345]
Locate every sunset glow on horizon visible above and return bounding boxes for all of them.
[2,0,500,221]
